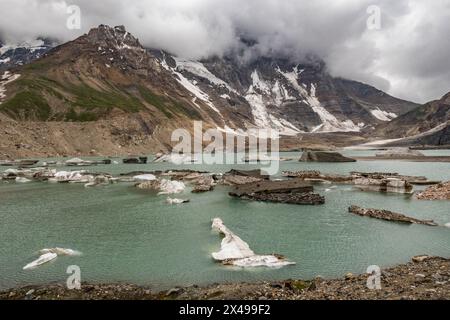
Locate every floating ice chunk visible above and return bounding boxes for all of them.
[211,218,295,268]
[133,174,157,182]
[54,170,88,182]
[232,255,295,268]
[211,218,255,261]
[23,252,57,270]
[39,248,82,256]
[445,223,450,228]
[157,179,186,195]
[166,197,190,204]
[15,177,31,183]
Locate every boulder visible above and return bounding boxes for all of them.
[300,151,356,162]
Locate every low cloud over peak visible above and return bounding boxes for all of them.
[0,0,449,103]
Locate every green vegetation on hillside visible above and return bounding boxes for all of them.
[1,74,202,122]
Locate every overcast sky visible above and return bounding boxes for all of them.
[0,0,449,103]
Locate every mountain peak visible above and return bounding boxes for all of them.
[84,24,142,51]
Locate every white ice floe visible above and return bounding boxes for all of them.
[211,218,295,268]
[23,248,82,270]
[133,174,157,182]
[23,252,57,270]
[166,197,189,205]
[65,157,91,165]
[15,177,31,183]
[370,108,397,121]
[39,248,82,256]
[157,179,186,195]
[444,223,450,228]
[52,170,93,183]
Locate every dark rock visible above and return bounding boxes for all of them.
[229,179,324,205]
[349,205,438,226]
[300,151,356,162]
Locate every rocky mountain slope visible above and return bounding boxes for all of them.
[375,92,450,146]
[0,25,420,157]
[0,38,55,72]
[153,50,418,134]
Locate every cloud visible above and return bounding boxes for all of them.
[0,0,449,103]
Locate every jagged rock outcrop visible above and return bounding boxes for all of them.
[300,151,356,162]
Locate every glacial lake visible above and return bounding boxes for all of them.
[1,150,450,291]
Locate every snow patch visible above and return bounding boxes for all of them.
[0,57,10,64]
[371,108,397,121]
[277,67,360,132]
[0,71,21,103]
[160,54,222,116]
[174,57,236,93]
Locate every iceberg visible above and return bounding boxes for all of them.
[211,218,295,268]
[166,197,190,204]
[23,252,57,270]
[39,248,82,256]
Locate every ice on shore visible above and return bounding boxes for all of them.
[23,252,57,270]
[15,177,31,183]
[211,218,295,268]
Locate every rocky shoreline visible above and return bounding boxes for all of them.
[1,256,449,300]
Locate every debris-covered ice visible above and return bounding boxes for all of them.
[211,218,295,268]
[158,179,186,195]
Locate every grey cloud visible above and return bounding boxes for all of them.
[0,0,449,103]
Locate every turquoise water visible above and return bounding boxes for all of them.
[1,151,450,290]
